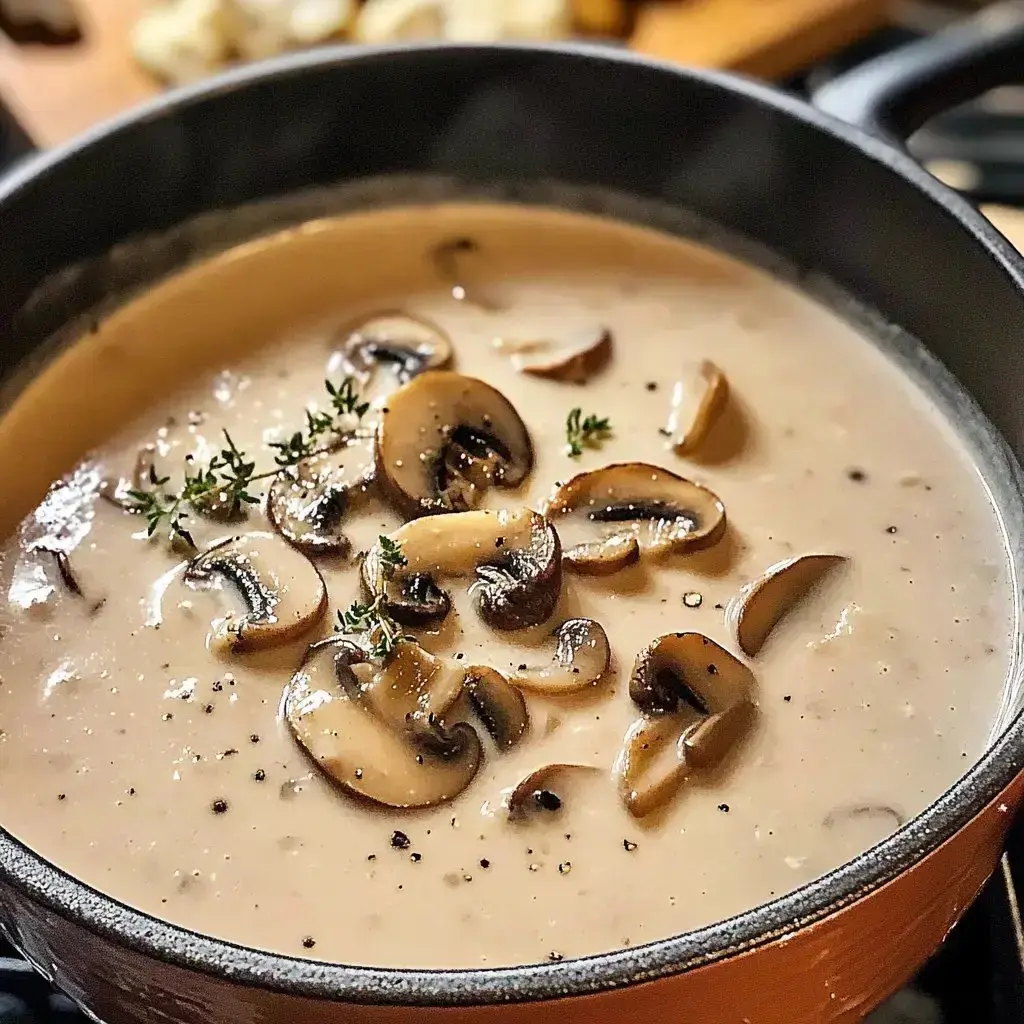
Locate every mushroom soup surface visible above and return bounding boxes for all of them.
[0,203,1013,968]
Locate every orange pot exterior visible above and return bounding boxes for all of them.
[1,771,1018,1024]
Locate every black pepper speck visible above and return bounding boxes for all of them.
[623,839,637,852]
[211,799,229,814]
[718,803,730,813]
[302,937,316,949]
[847,468,867,482]
[479,858,490,868]
[250,734,260,743]
[253,770,266,782]
[204,704,214,714]
[391,830,411,850]
[410,852,422,863]
[886,525,898,534]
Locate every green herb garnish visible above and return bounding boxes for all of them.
[565,407,613,458]
[338,535,410,660]
[128,377,368,548]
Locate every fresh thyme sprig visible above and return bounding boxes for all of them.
[565,407,613,458]
[128,377,368,547]
[338,536,410,660]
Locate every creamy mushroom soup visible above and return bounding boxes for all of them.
[0,204,1013,968]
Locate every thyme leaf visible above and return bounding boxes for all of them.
[565,407,613,458]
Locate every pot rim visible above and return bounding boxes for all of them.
[2,39,1024,1008]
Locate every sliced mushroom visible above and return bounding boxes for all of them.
[431,237,497,310]
[620,633,756,815]
[630,632,753,717]
[545,462,726,574]
[333,310,452,385]
[364,509,561,630]
[184,532,328,653]
[267,432,375,553]
[614,715,689,819]
[504,763,600,820]
[513,326,612,384]
[100,443,158,511]
[364,639,465,728]
[284,637,482,809]
[511,618,610,694]
[377,372,533,516]
[464,666,529,749]
[663,360,729,455]
[728,554,847,657]
[556,534,639,576]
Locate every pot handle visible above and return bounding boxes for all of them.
[812,1,1024,144]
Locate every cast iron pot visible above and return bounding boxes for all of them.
[3,8,1024,1023]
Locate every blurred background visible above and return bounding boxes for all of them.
[1,2,1024,1022]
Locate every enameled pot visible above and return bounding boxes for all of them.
[3,8,1024,1023]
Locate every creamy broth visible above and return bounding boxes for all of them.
[0,204,1012,968]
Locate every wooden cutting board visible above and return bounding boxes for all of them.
[0,0,892,148]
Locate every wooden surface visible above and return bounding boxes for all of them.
[630,0,891,78]
[0,0,893,148]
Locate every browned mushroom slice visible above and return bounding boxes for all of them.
[284,638,482,809]
[365,509,561,630]
[514,326,612,384]
[267,433,375,553]
[622,633,756,815]
[511,618,610,695]
[464,666,529,749]
[363,640,465,728]
[334,310,452,384]
[614,715,689,819]
[377,372,533,517]
[663,360,729,455]
[505,763,601,820]
[183,532,328,653]
[545,462,726,574]
[728,554,847,657]
[630,632,754,717]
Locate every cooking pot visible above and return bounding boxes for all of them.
[3,7,1024,1023]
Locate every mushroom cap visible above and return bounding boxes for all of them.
[504,763,601,820]
[544,462,726,573]
[727,553,847,657]
[183,531,328,653]
[333,310,452,384]
[511,617,610,695]
[377,371,534,517]
[368,509,562,631]
[513,326,612,384]
[267,432,376,553]
[629,631,753,717]
[464,665,529,750]
[284,636,482,809]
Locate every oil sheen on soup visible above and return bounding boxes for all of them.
[0,204,1012,969]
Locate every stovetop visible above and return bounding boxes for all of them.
[1,18,1024,1024]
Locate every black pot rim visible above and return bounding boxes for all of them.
[2,39,1024,1008]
